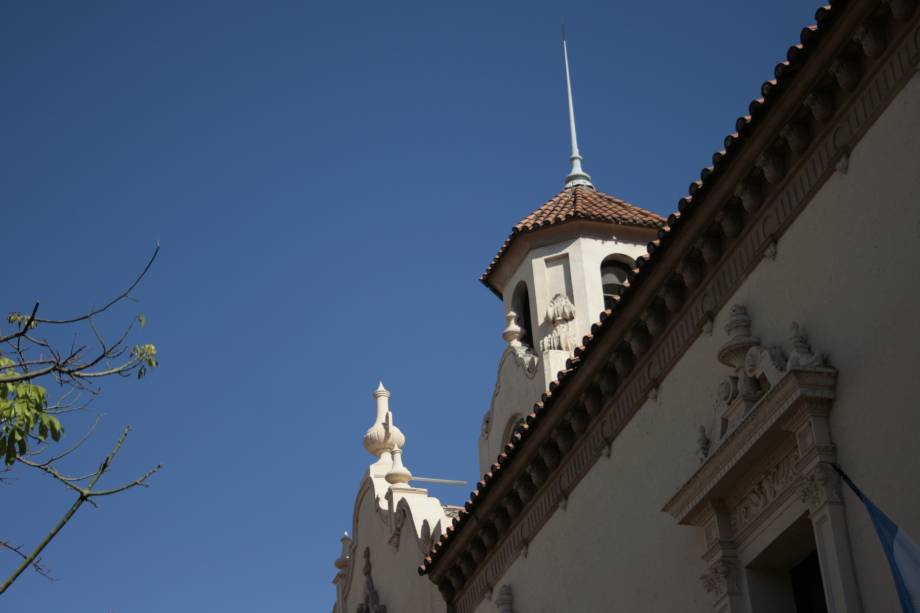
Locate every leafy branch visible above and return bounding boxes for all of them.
[0,246,162,595]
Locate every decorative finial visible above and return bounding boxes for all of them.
[364,381,405,477]
[385,446,412,486]
[502,311,523,346]
[334,531,352,570]
[562,27,594,189]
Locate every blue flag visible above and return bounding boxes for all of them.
[835,465,920,612]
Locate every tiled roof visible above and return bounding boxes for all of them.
[480,186,666,296]
[420,0,881,582]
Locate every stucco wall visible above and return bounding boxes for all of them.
[337,475,448,613]
[472,70,920,613]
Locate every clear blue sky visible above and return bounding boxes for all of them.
[2,1,818,610]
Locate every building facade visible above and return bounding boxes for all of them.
[333,1,920,611]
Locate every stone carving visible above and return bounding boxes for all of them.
[709,306,827,450]
[357,547,388,613]
[699,560,740,600]
[799,463,843,512]
[503,311,539,375]
[730,452,801,533]
[743,344,786,389]
[697,426,711,462]
[539,294,577,352]
[786,322,826,369]
[717,306,760,368]
[495,584,514,613]
[364,383,405,477]
[334,532,352,583]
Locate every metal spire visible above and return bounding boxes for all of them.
[562,27,594,189]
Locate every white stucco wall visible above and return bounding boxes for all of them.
[472,70,920,613]
[336,474,449,613]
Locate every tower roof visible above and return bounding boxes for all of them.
[480,185,666,296]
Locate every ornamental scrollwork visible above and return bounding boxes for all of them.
[730,452,801,533]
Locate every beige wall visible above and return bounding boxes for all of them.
[336,474,449,613]
[472,70,920,613]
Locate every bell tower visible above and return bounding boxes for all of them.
[478,35,665,474]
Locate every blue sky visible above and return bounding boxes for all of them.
[2,1,818,610]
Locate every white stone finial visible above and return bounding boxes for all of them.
[385,446,412,486]
[502,311,523,346]
[364,382,405,476]
[562,29,594,189]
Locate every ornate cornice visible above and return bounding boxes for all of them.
[425,3,920,609]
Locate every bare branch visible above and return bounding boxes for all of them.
[1,428,160,595]
[32,245,159,325]
[0,541,52,582]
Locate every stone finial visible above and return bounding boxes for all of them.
[335,531,352,570]
[717,305,760,368]
[502,311,523,346]
[364,382,405,476]
[385,446,412,486]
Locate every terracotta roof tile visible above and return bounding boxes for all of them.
[481,186,666,296]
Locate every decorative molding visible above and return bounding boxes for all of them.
[729,450,801,534]
[438,7,920,611]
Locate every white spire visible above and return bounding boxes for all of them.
[562,29,594,189]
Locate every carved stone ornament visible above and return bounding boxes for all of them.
[700,559,741,600]
[357,547,388,613]
[539,294,577,353]
[799,462,844,512]
[730,451,801,533]
[664,307,836,526]
[709,306,823,446]
[495,584,514,613]
[697,425,711,462]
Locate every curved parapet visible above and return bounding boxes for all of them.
[332,384,452,613]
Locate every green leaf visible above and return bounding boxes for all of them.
[138,313,147,327]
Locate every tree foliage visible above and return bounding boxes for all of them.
[0,246,162,595]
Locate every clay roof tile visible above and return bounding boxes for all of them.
[481,186,665,296]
